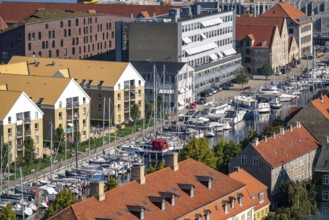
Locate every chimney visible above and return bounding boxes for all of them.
[131,163,145,184]
[273,132,276,139]
[89,181,105,201]
[320,93,323,102]
[131,13,133,20]
[296,121,301,128]
[264,136,268,142]
[52,61,56,66]
[252,138,259,146]
[165,152,179,171]
[290,125,293,131]
[235,166,241,172]
[326,136,329,144]
[280,127,285,135]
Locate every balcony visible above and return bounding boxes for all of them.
[124,97,129,102]
[124,86,129,92]
[124,108,129,113]
[17,144,24,151]
[16,131,23,138]
[25,130,31,136]
[73,100,79,108]
[66,127,73,134]
[24,118,31,124]
[67,115,73,121]
[67,102,73,109]
[130,95,136,100]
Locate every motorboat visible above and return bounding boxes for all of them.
[279,93,297,102]
[259,85,281,95]
[256,102,271,113]
[233,95,258,111]
[222,110,246,125]
[269,97,282,109]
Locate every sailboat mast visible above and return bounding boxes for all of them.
[108,97,111,152]
[162,65,165,132]
[153,64,157,138]
[20,167,25,220]
[102,97,106,151]
[50,121,53,180]
[0,136,2,196]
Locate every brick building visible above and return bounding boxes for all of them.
[228,123,320,209]
[50,154,262,220]
[0,9,129,63]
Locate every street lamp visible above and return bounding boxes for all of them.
[75,113,79,169]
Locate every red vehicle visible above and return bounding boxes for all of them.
[188,102,197,109]
[151,139,170,151]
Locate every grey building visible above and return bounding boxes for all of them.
[131,61,194,111]
[228,123,319,209]
[128,7,242,94]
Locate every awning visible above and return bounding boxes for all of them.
[67,123,74,127]
[201,18,223,27]
[217,52,224,58]
[200,33,207,39]
[182,37,192,44]
[178,100,185,106]
[222,48,237,56]
[209,54,218,61]
[185,42,218,55]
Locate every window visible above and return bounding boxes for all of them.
[83,107,86,115]
[76,18,79,26]
[45,24,49,29]
[83,119,86,127]
[83,97,86,104]
[118,83,121,89]
[98,93,102,98]
[118,104,121,111]
[117,93,121,100]
[35,123,39,131]
[83,130,86,137]
[60,21,64,28]
[68,20,71,27]
[241,155,247,165]
[59,112,62,120]
[289,29,294,34]
[253,156,259,165]
[59,101,62,108]
[35,135,39,144]
[35,112,38,118]
[322,207,329,216]
[138,80,141,86]
[323,175,329,185]
[8,128,12,137]
[259,192,264,203]
[322,191,329,201]
[8,117,11,124]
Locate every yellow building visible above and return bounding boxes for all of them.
[0,74,91,143]
[8,56,145,126]
[0,90,44,161]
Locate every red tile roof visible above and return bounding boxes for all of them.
[50,159,257,220]
[311,95,329,120]
[0,2,172,24]
[229,169,270,211]
[236,16,285,35]
[251,125,319,168]
[261,2,310,25]
[236,24,276,48]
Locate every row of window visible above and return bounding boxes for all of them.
[181,15,233,32]
[241,155,260,165]
[60,17,98,29]
[7,123,39,136]
[7,112,39,124]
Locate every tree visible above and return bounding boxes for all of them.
[130,103,140,122]
[147,161,164,174]
[0,202,16,220]
[106,176,119,191]
[234,67,250,89]
[179,137,217,169]
[23,137,35,173]
[240,129,262,149]
[268,180,319,220]
[0,143,9,172]
[261,64,274,80]
[43,188,76,219]
[53,127,65,153]
[263,119,286,137]
[144,99,153,119]
[213,139,241,173]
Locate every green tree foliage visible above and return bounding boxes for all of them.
[23,137,36,173]
[179,137,217,169]
[213,139,241,173]
[261,64,274,80]
[43,188,76,219]
[267,180,319,220]
[234,67,250,89]
[0,202,16,220]
[144,99,153,119]
[263,119,286,137]
[130,103,140,122]
[240,129,262,149]
[147,162,164,174]
[0,143,9,172]
[106,176,119,191]
[53,127,65,153]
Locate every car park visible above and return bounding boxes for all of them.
[196,97,207,104]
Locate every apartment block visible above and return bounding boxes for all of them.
[0,73,91,143]
[131,61,195,111]
[229,123,319,209]
[128,7,242,94]
[236,16,298,75]
[261,2,313,57]
[0,9,128,63]
[0,90,43,161]
[8,56,145,125]
[50,155,260,220]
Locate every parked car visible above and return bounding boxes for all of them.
[188,102,197,109]
[196,97,207,104]
[222,85,229,90]
[210,88,218,94]
[205,90,213,97]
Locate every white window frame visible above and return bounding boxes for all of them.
[253,156,259,166]
[322,207,329,216]
[241,155,247,165]
[8,117,11,124]
[35,135,39,144]
[323,175,329,185]
[259,192,264,204]
[322,191,329,201]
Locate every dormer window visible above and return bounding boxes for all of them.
[204,209,211,220]
[194,213,202,220]
[159,192,177,206]
[149,196,165,210]
[259,192,264,204]
[37,98,44,106]
[80,79,86,85]
[222,200,228,213]
[86,80,93,86]
[97,80,104,87]
[178,183,195,197]
[237,193,244,206]
[127,205,145,220]
[196,176,212,189]
[229,197,235,209]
